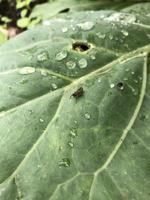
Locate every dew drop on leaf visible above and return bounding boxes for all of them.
[78,58,88,68]
[109,35,113,40]
[62,27,68,33]
[19,67,35,75]
[55,50,68,61]
[51,83,58,89]
[110,83,115,88]
[68,142,74,148]
[37,52,48,62]
[90,54,96,60]
[84,113,91,120]
[98,78,101,83]
[77,21,94,31]
[59,158,71,167]
[106,13,136,24]
[43,20,51,26]
[96,32,106,39]
[121,30,129,36]
[39,118,44,123]
[70,129,77,138]
[66,61,76,69]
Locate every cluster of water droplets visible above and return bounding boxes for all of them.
[106,13,137,24]
[77,21,95,31]
[58,128,78,168]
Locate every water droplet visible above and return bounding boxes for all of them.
[109,35,113,40]
[66,61,76,69]
[123,77,128,81]
[84,113,91,120]
[106,13,136,24]
[43,20,51,26]
[125,68,130,72]
[62,27,68,33]
[90,54,96,60]
[131,71,135,75]
[40,118,44,123]
[56,50,68,61]
[121,30,129,36]
[110,83,115,88]
[78,58,88,69]
[68,142,74,148]
[19,67,35,75]
[98,78,101,83]
[96,32,106,39]
[51,83,58,89]
[37,52,48,62]
[77,21,94,31]
[70,129,77,138]
[59,158,71,167]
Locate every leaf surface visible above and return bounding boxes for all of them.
[0,10,150,200]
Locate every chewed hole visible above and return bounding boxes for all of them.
[117,82,124,91]
[59,8,70,13]
[72,42,90,52]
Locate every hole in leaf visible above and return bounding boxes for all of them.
[72,42,90,52]
[117,82,124,91]
[59,8,70,13]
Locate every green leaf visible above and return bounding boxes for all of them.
[21,9,28,18]
[1,16,12,23]
[17,17,30,28]
[0,9,150,200]
[16,1,27,9]
[30,0,134,21]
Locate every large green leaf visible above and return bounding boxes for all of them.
[30,0,135,21]
[0,10,150,200]
[30,0,150,23]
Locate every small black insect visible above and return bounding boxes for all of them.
[70,87,84,100]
